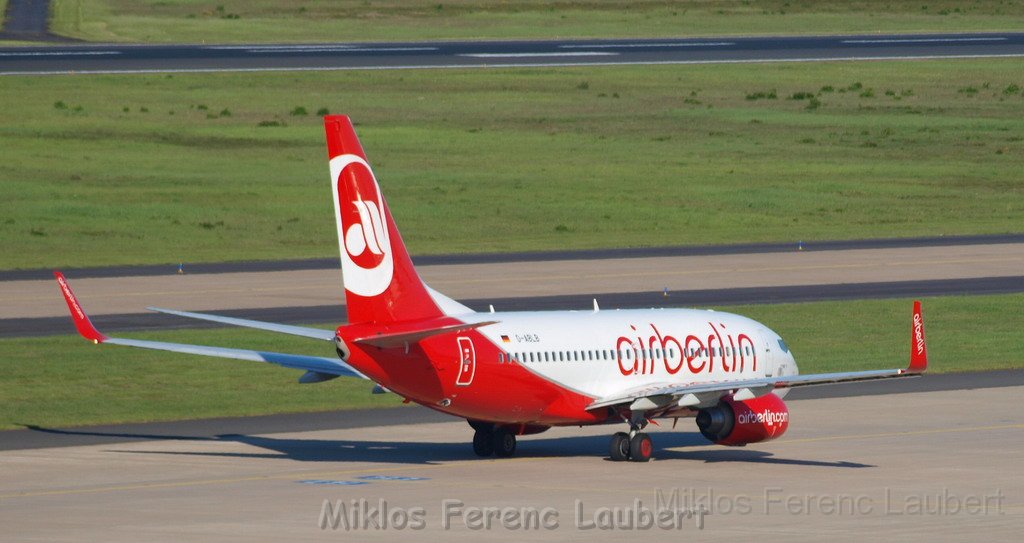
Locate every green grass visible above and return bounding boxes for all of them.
[1,294,1020,430]
[1,60,1022,270]
[45,0,1024,44]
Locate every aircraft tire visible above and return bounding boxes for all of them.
[609,432,631,461]
[472,428,495,457]
[492,428,517,458]
[629,433,653,462]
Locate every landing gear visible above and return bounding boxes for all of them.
[492,427,517,458]
[472,428,495,457]
[609,419,654,462]
[629,433,653,462]
[609,432,630,461]
[470,424,517,458]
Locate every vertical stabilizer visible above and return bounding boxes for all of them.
[324,116,444,324]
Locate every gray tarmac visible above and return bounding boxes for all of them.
[1,385,1020,541]
[3,242,1022,322]
[2,32,1024,75]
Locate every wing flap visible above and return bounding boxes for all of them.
[106,337,366,379]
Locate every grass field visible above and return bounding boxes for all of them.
[43,0,1024,44]
[1,59,1022,270]
[1,293,1019,430]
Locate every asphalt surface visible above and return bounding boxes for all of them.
[6,233,1022,282]
[2,386,1021,540]
[0,0,69,42]
[2,32,1023,75]
[6,275,1022,339]
[4,239,1022,337]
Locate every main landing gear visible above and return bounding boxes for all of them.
[469,421,516,458]
[609,420,653,462]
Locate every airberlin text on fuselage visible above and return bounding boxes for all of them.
[617,323,757,377]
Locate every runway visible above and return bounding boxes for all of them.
[1,385,1020,540]
[2,32,1024,75]
[2,238,1021,337]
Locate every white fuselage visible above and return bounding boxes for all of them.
[460,308,799,400]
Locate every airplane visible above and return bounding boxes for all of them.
[55,115,928,462]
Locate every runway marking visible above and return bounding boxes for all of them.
[460,52,618,58]
[298,479,368,486]
[0,455,539,500]
[5,52,1024,76]
[843,37,1008,44]
[1,423,1020,501]
[0,51,121,57]
[239,46,439,53]
[559,42,734,48]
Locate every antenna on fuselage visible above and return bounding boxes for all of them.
[593,299,600,312]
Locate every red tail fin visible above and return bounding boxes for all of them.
[907,300,928,373]
[324,116,443,324]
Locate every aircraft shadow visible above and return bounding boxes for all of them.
[21,424,871,468]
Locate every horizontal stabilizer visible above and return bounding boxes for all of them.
[353,320,499,348]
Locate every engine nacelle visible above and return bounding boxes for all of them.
[695,393,790,446]
[334,335,351,361]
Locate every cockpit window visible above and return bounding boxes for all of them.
[777,339,790,353]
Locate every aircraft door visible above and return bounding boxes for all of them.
[761,331,774,377]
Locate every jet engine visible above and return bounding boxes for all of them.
[335,335,351,361]
[695,393,790,446]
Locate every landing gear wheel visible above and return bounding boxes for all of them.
[609,432,631,461]
[492,428,517,458]
[629,432,653,462]
[472,428,495,457]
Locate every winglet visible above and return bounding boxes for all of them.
[53,271,107,344]
[904,300,927,374]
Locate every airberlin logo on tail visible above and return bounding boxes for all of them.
[913,313,925,355]
[330,154,394,297]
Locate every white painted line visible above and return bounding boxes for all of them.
[4,53,1024,76]
[560,42,734,48]
[209,45,437,53]
[843,37,1008,44]
[207,45,356,49]
[460,52,618,58]
[245,47,438,53]
[0,51,121,57]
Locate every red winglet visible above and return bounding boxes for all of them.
[53,271,107,344]
[905,300,927,374]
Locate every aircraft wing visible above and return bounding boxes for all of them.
[587,301,928,411]
[55,272,366,380]
[586,368,919,410]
